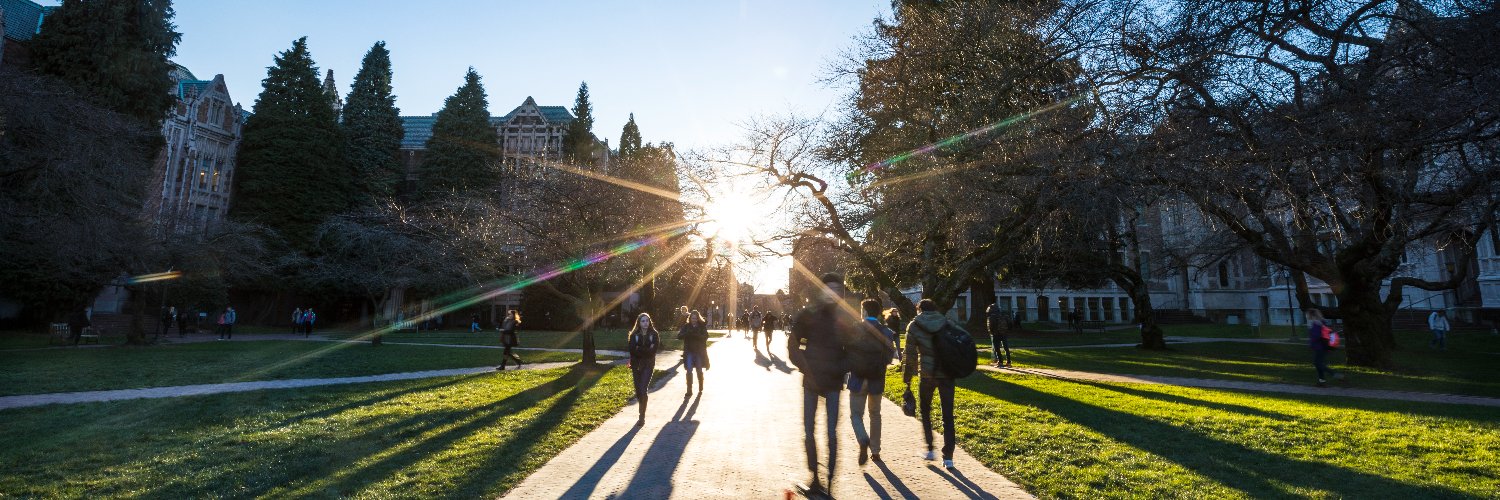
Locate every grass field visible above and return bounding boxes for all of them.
[0,365,633,498]
[0,340,599,396]
[884,369,1500,498]
[974,328,1500,397]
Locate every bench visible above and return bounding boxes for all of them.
[79,326,101,344]
[49,322,101,345]
[1080,320,1107,333]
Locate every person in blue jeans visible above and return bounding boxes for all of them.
[849,299,900,465]
[788,273,853,496]
[1306,308,1343,387]
[626,313,661,426]
[1428,309,1450,350]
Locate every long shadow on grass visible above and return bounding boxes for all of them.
[1063,378,1297,421]
[272,374,486,428]
[966,374,1467,498]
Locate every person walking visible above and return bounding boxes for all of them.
[225,307,237,339]
[470,313,482,333]
[303,308,317,335]
[788,273,853,495]
[497,310,523,370]
[762,311,779,350]
[292,307,303,334]
[849,299,900,465]
[627,313,662,426]
[739,311,750,337]
[215,310,227,340]
[679,310,710,394]
[904,298,963,469]
[1307,308,1343,387]
[750,307,764,343]
[67,306,91,346]
[160,306,177,337]
[177,308,191,337]
[1428,309,1451,350]
[986,303,1012,367]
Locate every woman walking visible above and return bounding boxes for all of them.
[292,307,303,334]
[679,310,710,395]
[497,310,523,370]
[627,313,662,426]
[1307,308,1343,387]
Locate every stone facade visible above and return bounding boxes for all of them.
[152,65,244,231]
[399,96,610,186]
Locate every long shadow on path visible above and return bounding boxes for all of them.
[559,425,641,498]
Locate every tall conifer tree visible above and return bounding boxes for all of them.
[29,0,181,127]
[341,41,404,202]
[231,37,352,247]
[619,113,642,160]
[420,67,497,196]
[562,82,595,164]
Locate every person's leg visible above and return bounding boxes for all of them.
[1313,350,1329,383]
[500,346,511,368]
[867,389,883,456]
[1439,329,1448,349]
[939,378,956,460]
[634,365,652,421]
[1001,337,1012,366]
[849,387,870,451]
[920,377,936,456]
[685,356,696,393]
[824,389,841,487]
[696,367,704,392]
[990,335,1002,365]
[803,387,821,483]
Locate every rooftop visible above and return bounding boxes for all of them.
[1,0,52,42]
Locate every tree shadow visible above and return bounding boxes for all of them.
[1062,378,1297,421]
[271,373,484,428]
[926,464,997,499]
[617,419,699,498]
[559,425,640,499]
[964,375,1469,497]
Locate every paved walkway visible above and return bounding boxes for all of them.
[503,333,1033,499]
[987,366,1500,407]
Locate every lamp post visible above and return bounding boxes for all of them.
[1285,264,1299,342]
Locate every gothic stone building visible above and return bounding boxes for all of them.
[152,64,246,231]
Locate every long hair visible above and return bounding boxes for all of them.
[689,310,704,325]
[629,312,658,337]
[509,310,522,325]
[1305,308,1324,323]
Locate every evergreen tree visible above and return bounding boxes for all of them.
[420,67,498,196]
[231,37,353,248]
[29,0,181,127]
[618,113,642,159]
[341,41,404,203]
[562,81,595,164]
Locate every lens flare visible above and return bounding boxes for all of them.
[125,271,183,284]
[850,95,1084,181]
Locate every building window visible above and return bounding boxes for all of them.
[1218,261,1230,288]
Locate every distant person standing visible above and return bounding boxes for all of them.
[1428,309,1450,350]
[177,307,191,337]
[220,306,237,340]
[67,306,91,346]
[1306,308,1343,387]
[160,306,177,337]
[788,273,853,495]
[303,308,317,335]
[848,299,900,465]
[627,313,662,426]
[905,299,963,469]
[292,307,303,334]
[679,310,710,394]
[986,303,1012,367]
[762,311,779,350]
[497,310,523,370]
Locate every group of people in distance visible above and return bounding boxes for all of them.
[155,305,238,340]
[289,307,318,335]
[738,307,782,350]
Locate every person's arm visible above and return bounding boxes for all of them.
[902,322,918,383]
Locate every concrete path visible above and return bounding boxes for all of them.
[503,333,1033,499]
[988,366,1500,408]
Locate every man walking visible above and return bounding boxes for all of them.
[788,273,852,496]
[986,302,1012,367]
[160,306,177,338]
[220,306,237,340]
[1429,309,1451,350]
[904,299,963,469]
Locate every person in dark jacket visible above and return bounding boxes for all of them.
[679,310,710,394]
[160,306,177,337]
[177,308,191,337]
[849,299,901,465]
[788,273,853,495]
[1306,308,1343,387]
[627,313,662,426]
[985,303,1012,367]
[762,311,779,350]
[497,310,523,370]
[739,311,750,337]
[904,298,963,469]
[67,307,91,346]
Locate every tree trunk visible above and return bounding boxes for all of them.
[125,287,149,345]
[1339,279,1396,369]
[1114,274,1166,349]
[967,274,996,332]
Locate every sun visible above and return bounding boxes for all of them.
[703,193,758,245]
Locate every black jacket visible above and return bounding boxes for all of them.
[788,303,851,393]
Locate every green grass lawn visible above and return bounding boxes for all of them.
[0,341,595,396]
[977,329,1500,397]
[885,369,1500,498]
[0,365,633,498]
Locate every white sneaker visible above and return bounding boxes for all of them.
[943,459,955,469]
[924,450,937,461]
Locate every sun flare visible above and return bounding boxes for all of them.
[703,193,759,245]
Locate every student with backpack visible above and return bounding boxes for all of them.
[679,310,710,394]
[1306,308,1344,387]
[497,310,523,370]
[986,303,1012,367]
[627,313,662,426]
[847,299,900,465]
[903,298,976,470]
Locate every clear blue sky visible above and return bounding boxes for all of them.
[152,0,889,150]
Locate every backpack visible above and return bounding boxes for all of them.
[1320,323,1341,349]
[923,321,979,378]
[845,320,897,379]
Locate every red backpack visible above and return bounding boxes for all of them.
[1320,323,1341,349]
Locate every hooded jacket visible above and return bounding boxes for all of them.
[904,310,958,380]
[788,302,851,392]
